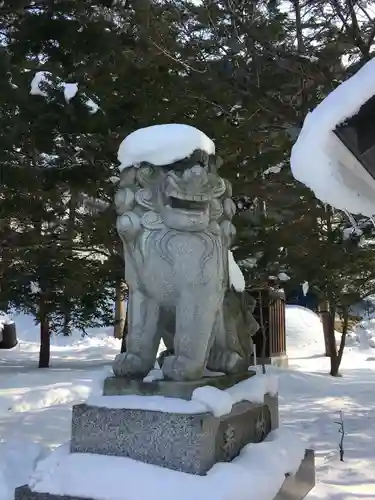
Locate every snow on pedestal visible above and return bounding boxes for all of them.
[27,428,305,500]
[87,373,278,417]
[117,123,215,170]
[0,440,45,500]
[291,58,375,216]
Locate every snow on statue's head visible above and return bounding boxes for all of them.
[291,58,375,217]
[115,124,236,236]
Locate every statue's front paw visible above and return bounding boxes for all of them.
[113,352,151,378]
[162,355,204,381]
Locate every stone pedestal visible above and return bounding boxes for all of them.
[71,394,277,475]
[103,371,254,400]
[14,374,315,500]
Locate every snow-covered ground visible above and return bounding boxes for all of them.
[1,308,375,499]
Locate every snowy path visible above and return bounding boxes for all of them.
[0,361,111,447]
[2,353,375,499]
[279,351,375,499]
[0,354,112,373]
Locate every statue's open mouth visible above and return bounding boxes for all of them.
[168,196,208,212]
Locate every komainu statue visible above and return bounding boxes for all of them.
[113,124,258,381]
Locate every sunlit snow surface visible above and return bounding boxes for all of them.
[2,309,375,499]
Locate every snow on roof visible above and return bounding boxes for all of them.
[291,58,375,216]
[117,124,215,171]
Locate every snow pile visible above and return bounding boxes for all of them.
[30,71,99,113]
[228,250,246,292]
[226,374,278,404]
[347,319,375,350]
[117,124,215,171]
[5,312,119,347]
[28,428,304,500]
[192,386,234,417]
[285,305,326,354]
[0,365,112,416]
[291,58,375,216]
[87,374,277,416]
[4,308,375,499]
[0,440,46,500]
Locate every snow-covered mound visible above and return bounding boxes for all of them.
[346,318,375,350]
[117,124,215,171]
[0,440,46,500]
[285,305,326,354]
[28,429,305,500]
[291,58,375,216]
[0,312,121,370]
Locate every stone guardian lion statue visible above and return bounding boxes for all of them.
[113,125,258,381]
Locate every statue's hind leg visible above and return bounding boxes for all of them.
[113,288,160,378]
[207,307,247,374]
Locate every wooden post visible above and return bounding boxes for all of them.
[250,288,287,365]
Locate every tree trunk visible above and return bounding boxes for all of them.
[39,297,50,368]
[336,306,349,374]
[114,279,126,339]
[319,300,331,356]
[326,306,340,376]
[63,191,77,335]
[62,314,71,336]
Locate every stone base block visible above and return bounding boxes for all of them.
[103,371,255,400]
[14,449,315,500]
[71,394,278,475]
